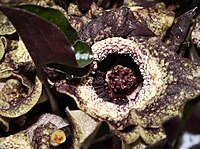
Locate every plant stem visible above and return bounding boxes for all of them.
[36,67,61,116]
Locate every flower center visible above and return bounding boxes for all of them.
[107,65,138,95]
[92,53,143,105]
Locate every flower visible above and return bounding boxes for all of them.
[56,37,200,144]
[50,129,66,146]
[0,113,68,149]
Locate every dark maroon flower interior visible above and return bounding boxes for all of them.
[92,53,143,105]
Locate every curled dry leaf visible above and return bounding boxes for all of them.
[56,37,200,145]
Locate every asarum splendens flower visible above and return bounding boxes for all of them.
[56,37,200,145]
[0,114,68,149]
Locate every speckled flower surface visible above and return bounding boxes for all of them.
[0,36,42,118]
[192,18,200,48]
[0,1,200,148]
[0,113,68,149]
[56,37,200,144]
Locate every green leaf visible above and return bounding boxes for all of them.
[74,41,93,68]
[16,4,93,70]
[0,5,93,78]
[16,4,78,44]
[0,5,78,69]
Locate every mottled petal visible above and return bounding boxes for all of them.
[79,7,155,45]
[0,132,33,149]
[168,8,196,51]
[133,37,200,128]
[0,76,42,118]
[131,3,175,38]
[192,18,200,48]
[0,38,32,79]
[0,36,6,61]
[0,113,68,149]
[0,12,16,35]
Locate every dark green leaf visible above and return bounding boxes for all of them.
[0,5,78,69]
[15,4,78,44]
[0,5,93,78]
[16,4,93,72]
[74,41,93,67]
